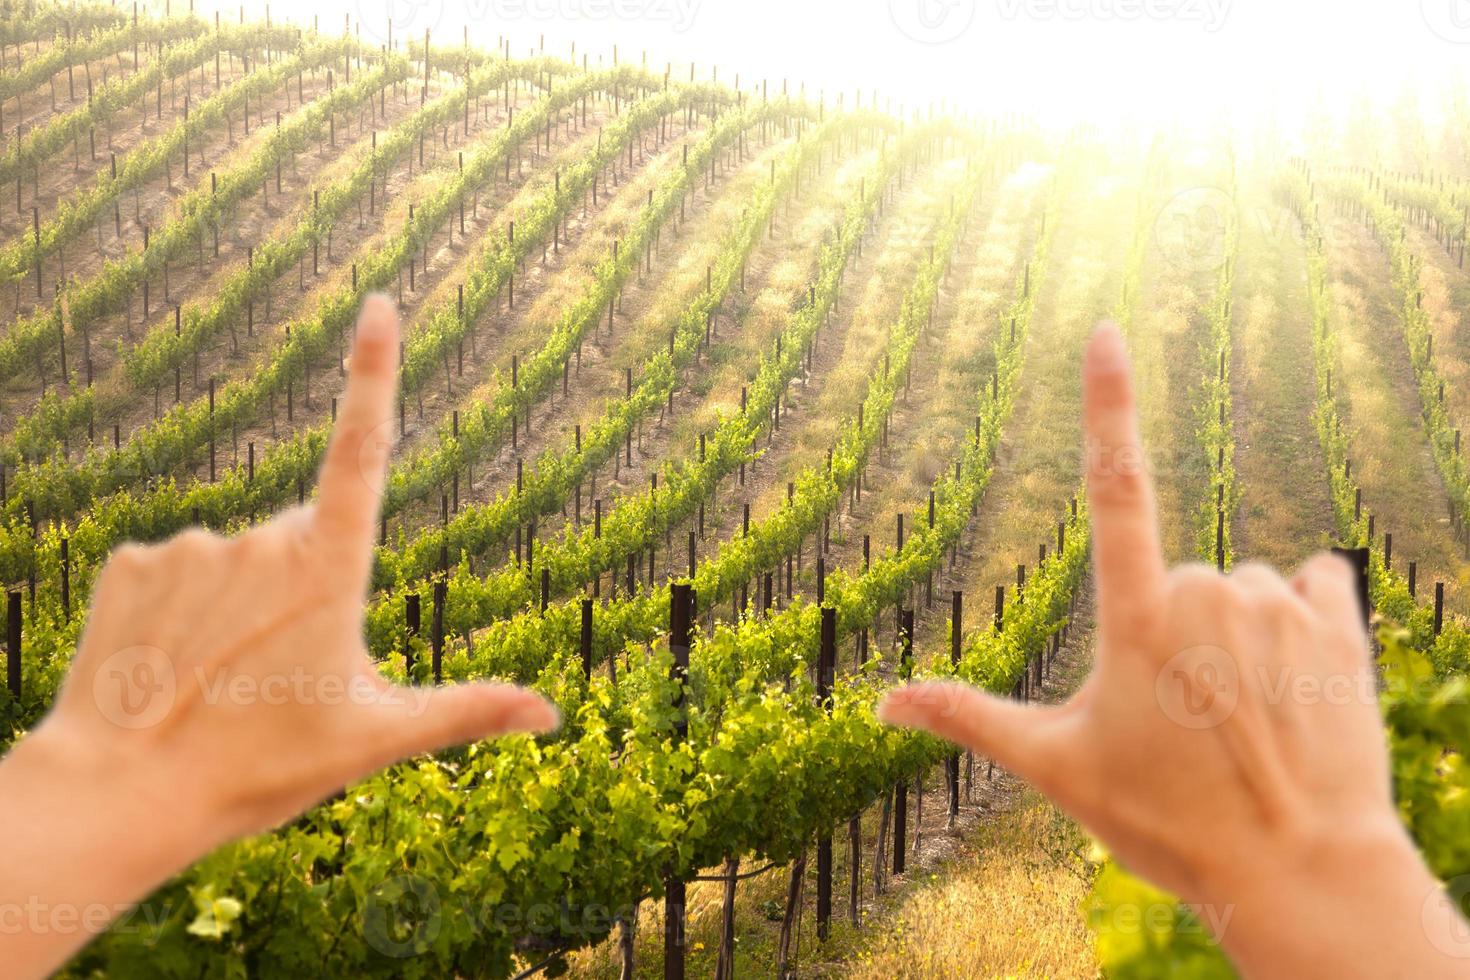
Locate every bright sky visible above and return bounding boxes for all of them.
[157,0,1470,136]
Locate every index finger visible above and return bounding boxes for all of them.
[314,294,400,572]
[1083,321,1166,632]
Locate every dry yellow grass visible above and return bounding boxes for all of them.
[836,789,1096,980]
[829,588,1104,979]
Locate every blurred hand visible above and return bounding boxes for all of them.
[0,295,556,979]
[880,321,1466,978]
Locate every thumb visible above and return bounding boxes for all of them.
[878,681,1062,781]
[367,683,561,764]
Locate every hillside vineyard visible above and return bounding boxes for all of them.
[4,4,1470,977]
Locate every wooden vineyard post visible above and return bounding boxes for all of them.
[989,588,1004,783]
[60,537,70,622]
[664,583,691,980]
[1215,507,1226,572]
[1436,583,1445,636]
[816,606,836,941]
[404,594,420,678]
[431,580,445,684]
[5,591,18,700]
[580,598,593,681]
[947,590,961,826]
[1330,546,1371,629]
[892,608,914,876]
[33,206,41,298]
[208,378,216,482]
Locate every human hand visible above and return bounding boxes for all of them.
[0,295,557,979]
[879,321,1465,977]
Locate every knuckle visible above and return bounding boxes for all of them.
[227,529,258,560]
[326,423,372,471]
[93,543,156,598]
[105,543,152,576]
[284,526,318,567]
[1232,562,1291,597]
[1169,562,1221,594]
[1302,552,1353,585]
[1252,588,1308,633]
[1113,605,1162,644]
[1087,468,1145,510]
[168,528,219,560]
[1169,564,1247,620]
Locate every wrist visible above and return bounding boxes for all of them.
[1209,812,1459,978]
[8,725,202,899]
[0,727,212,979]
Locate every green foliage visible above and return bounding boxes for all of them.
[367,116,929,653]
[0,12,205,108]
[0,2,126,47]
[0,68,720,590]
[0,23,329,285]
[1192,164,1239,568]
[4,55,566,463]
[368,111,881,592]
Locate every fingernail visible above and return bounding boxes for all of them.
[356,293,397,343]
[876,692,919,727]
[1087,320,1127,371]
